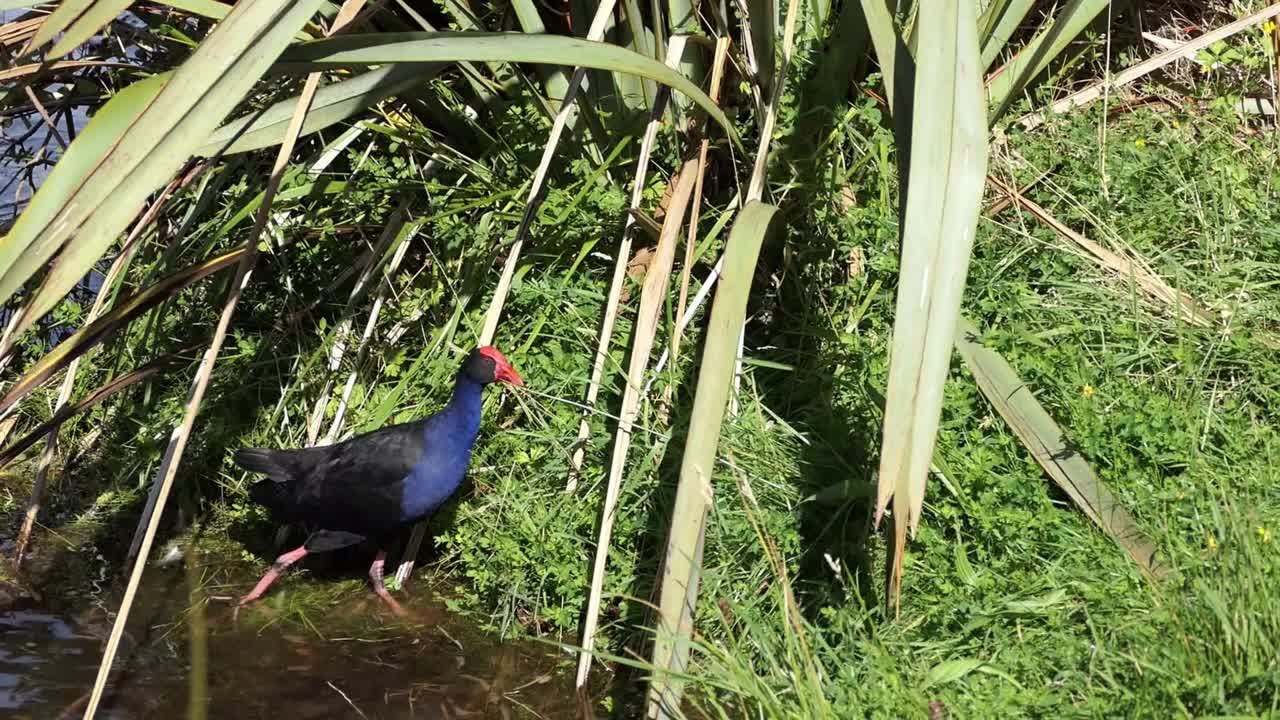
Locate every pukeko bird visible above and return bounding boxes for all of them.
[232,346,522,615]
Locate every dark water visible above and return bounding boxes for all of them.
[0,558,580,719]
[0,7,157,226]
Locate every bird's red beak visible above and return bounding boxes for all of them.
[497,363,524,387]
[477,346,523,387]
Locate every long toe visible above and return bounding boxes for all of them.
[375,588,408,617]
[239,544,308,610]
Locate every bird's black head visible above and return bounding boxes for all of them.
[461,346,524,386]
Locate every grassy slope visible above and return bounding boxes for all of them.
[436,106,1280,716]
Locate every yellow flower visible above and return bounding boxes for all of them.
[384,109,414,130]
[1263,20,1277,34]
[1082,385,1095,398]
[1258,527,1272,544]
[1134,138,1146,148]
[1206,534,1218,551]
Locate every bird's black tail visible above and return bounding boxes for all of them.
[236,448,297,514]
[234,448,294,482]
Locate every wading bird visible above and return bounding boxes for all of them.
[233,346,522,614]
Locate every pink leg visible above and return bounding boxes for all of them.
[238,545,308,606]
[369,550,407,616]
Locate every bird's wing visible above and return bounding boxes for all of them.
[288,421,428,517]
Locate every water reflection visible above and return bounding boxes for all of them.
[0,563,579,719]
[0,611,101,712]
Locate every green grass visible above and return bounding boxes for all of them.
[425,100,1280,715]
[6,14,1280,720]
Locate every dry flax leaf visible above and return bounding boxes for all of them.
[837,184,857,211]
[0,16,45,48]
[0,60,135,83]
[847,246,864,277]
[576,157,700,690]
[565,35,690,492]
[622,245,657,302]
[987,175,1214,327]
[983,167,1052,217]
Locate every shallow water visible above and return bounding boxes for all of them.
[0,556,579,719]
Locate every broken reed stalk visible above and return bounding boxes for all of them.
[85,3,369,713]
[0,309,21,378]
[1,60,137,83]
[658,37,730,423]
[15,176,181,568]
[565,35,690,494]
[645,200,738,387]
[983,167,1052,218]
[0,16,42,50]
[476,0,620,345]
[86,253,263,719]
[307,206,411,446]
[1017,3,1280,131]
[390,0,623,586]
[23,84,67,149]
[576,156,700,689]
[322,220,419,444]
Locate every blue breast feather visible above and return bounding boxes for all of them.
[398,377,483,522]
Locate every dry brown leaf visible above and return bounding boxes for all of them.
[988,175,1214,327]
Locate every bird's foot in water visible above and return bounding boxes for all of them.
[234,545,309,618]
[369,549,410,618]
[374,587,409,617]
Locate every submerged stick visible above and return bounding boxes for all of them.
[85,3,368,715]
[186,545,208,720]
